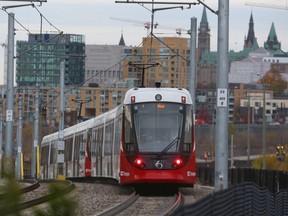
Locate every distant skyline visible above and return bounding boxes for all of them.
[0,0,288,85]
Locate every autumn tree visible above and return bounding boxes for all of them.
[257,68,288,97]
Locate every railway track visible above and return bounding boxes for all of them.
[95,191,184,216]
[0,179,74,215]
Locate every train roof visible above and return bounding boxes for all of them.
[41,105,122,145]
[123,87,192,105]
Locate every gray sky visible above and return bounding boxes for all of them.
[0,0,288,84]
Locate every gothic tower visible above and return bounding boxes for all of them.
[244,13,258,48]
[197,7,210,61]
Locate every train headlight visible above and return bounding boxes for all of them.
[134,158,145,168]
[172,158,183,168]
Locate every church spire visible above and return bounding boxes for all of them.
[244,12,258,48]
[118,31,126,46]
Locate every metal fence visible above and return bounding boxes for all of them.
[197,166,288,193]
[174,166,288,215]
[174,182,288,216]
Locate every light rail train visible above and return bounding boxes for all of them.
[40,85,196,186]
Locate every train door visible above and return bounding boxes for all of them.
[85,129,92,177]
[91,128,97,176]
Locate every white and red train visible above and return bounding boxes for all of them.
[40,86,196,186]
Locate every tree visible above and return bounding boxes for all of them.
[257,68,288,97]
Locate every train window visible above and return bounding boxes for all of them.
[50,142,57,165]
[124,105,134,144]
[65,137,73,161]
[183,108,193,152]
[114,117,121,154]
[96,127,103,157]
[132,102,184,153]
[74,136,80,162]
[40,145,49,165]
[91,129,97,157]
[104,123,113,156]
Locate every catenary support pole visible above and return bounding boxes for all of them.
[215,0,229,191]
[5,12,15,174]
[189,17,197,115]
[247,92,251,167]
[32,83,39,180]
[16,96,23,179]
[0,98,3,178]
[57,61,65,179]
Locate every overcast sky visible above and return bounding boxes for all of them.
[0,0,288,84]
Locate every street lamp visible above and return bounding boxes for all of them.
[257,74,266,169]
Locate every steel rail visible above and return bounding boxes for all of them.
[161,192,184,216]
[94,191,139,216]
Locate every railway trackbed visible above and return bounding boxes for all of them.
[0,180,74,215]
[95,191,184,216]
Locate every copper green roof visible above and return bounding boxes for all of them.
[264,22,282,52]
[199,46,258,65]
[199,7,209,30]
[267,22,277,42]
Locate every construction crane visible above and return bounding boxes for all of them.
[245,1,288,10]
[111,17,187,36]
[111,17,159,35]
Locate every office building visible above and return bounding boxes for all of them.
[16,33,85,87]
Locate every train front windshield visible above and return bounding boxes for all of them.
[125,102,192,153]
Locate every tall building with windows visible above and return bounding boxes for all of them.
[124,36,190,88]
[84,33,130,87]
[16,33,85,87]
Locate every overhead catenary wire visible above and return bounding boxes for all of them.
[11,0,210,119]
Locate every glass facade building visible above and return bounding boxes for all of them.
[16,33,85,87]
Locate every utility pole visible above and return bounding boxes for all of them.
[257,74,266,169]
[128,62,159,87]
[215,0,229,191]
